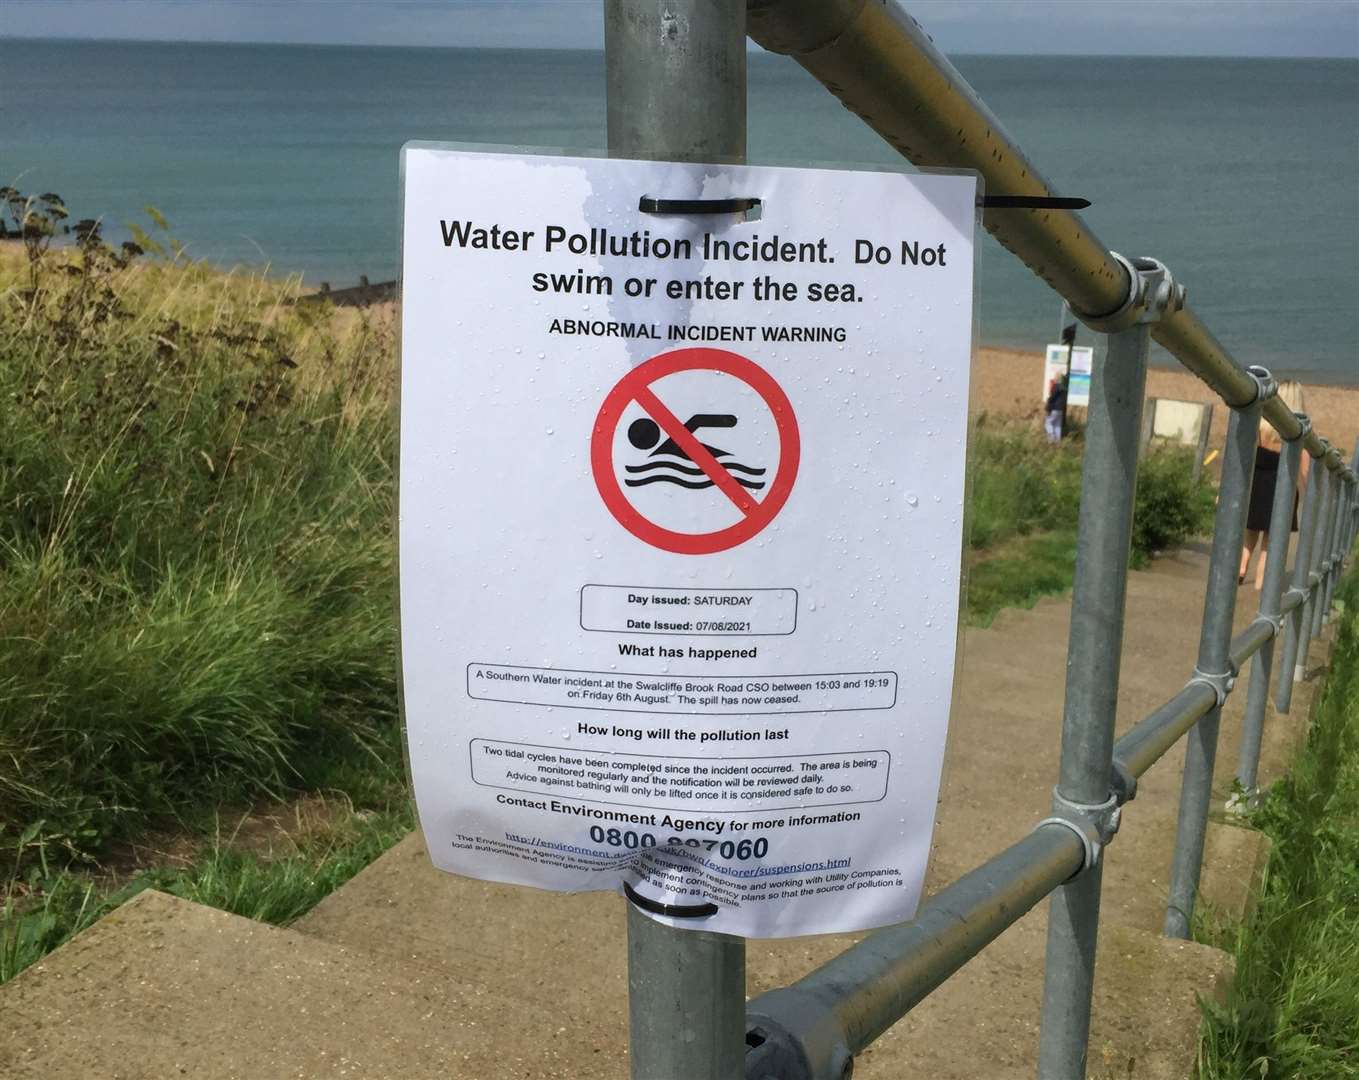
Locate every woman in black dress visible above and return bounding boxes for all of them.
[1239,381,1309,590]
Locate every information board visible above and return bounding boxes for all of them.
[1043,343,1093,408]
[399,146,976,937]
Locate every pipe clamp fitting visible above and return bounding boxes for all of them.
[1072,254,1184,334]
[1245,365,1278,407]
[745,987,852,1080]
[1188,665,1236,708]
[1284,412,1313,445]
[1255,611,1285,638]
[1037,789,1121,876]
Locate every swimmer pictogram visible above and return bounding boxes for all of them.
[590,348,799,555]
[623,413,768,492]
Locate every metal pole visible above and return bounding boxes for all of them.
[629,904,747,1080]
[1346,448,1358,559]
[605,4,747,1078]
[1036,263,1157,1079]
[1321,455,1344,622]
[606,0,746,162]
[1164,376,1267,939]
[1349,448,1359,562]
[1313,465,1334,630]
[1274,446,1322,711]
[1298,462,1332,675]
[1234,430,1300,799]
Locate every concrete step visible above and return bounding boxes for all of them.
[3,872,1233,1080]
[295,833,1232,1080]
[0,889,618,1079]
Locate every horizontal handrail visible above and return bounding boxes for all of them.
[1229,618,1276,672]
[746,826,1084,1075]
[1114,610,1286,781]
[741,2,1357,1075]
[748,0,1354,481]
[1114,683,1217,780]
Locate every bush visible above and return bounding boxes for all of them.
[967,420,1083,549]
[969,419,1215,566]
[1130,446,1217,566]
[964,419,1217,622]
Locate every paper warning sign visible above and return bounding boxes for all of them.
[398,145,976,938]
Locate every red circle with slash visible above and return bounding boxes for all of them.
[591,348,800,555]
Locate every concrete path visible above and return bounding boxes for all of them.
[2,544,1328,1078]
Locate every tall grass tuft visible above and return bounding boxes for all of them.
[0,196,399,864]
[1199,568,1359,1078]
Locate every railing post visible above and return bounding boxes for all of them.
[1348,447,1359,564]
[1296,456,1332,680]
[1234,404,1298,801]
[1163,368,1269,939]
[604,3,748,1078]
[1311,459,1337,636]
[1320,452,1345,623]
[1346,447,1358,560]
[1273,447,1323,711]
[1037,255,1177,1079]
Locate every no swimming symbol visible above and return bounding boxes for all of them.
[590,348,800,555]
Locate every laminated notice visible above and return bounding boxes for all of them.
[399,146,975,937]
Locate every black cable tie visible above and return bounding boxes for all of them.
[980,195,1091,210]
[624,881,719,919]
[638,196,761,215]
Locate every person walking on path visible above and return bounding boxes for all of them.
[1044,373,1068,443]
[1239,380,1309,589]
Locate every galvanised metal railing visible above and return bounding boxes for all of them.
[604,3,1359,1077]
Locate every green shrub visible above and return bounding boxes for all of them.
[967,420,1083,550]
[1131,446,1217,566]
[964,421,1216,622]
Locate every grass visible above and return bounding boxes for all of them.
[0,203,399,866]
[1,195,408,985]
[1198,567,1359,1079]
[967,529,1080,626]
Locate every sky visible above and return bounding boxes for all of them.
[3,0,1357,56]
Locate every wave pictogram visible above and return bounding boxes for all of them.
[624,456,766,490]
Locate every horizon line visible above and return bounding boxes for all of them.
[2,33,1356,61]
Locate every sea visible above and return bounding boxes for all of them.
[3,40,1357,383]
